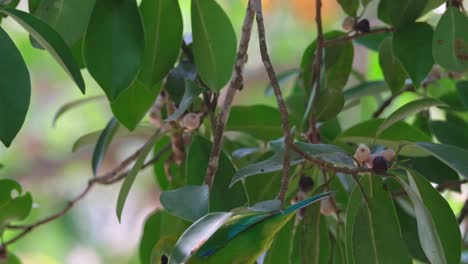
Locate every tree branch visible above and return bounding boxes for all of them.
[204,0,255,188]
[254,0,293,206]
[305,0,326,144]
[3,143,171,246]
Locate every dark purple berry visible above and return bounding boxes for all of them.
[357,19,370,33]
[372,156,389,172]
[299,176,314,193]
[0,247,6,261]
[161,255,168,264]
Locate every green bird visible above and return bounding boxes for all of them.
[151,191,335,264]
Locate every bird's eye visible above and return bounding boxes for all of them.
[161,255,168,264]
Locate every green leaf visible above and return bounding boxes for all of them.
[166,80,205,122]
[160,185,209,222]
[395,202,428,262]
[52,95,104,126]
[379,37,407,94]
[111,80,161,130]
[299,203,331,264]
[72,125,154,152]
[191,0,237,91]
[354,30,392,51]
[427,78,465,111]
[0,8,85,92]
[351,176,411,264]
[0,27,30,147]
[244,170,281,205]
[84,0,144,101]
[457,81,468,109]
[91,118,120,176]
[31,0,95,46]
[165,58,197,105]
[337,0,359,16]
[302,31,354,91]
[265,68,300,96]
[263,218,294,264]
[139,0,183,89]
[393,22,434,88]
[376,98,446,136]
[116,131,161,222]
[397,170,461,264]
[28,0,40,13]
[406,156,459,184]
[226,105,284,141]
[338,119,431,156]
[433,7,468,72]
[343,81,388,102]
[315,89,345,121]
[378,0,427,28]
[139,210,190,264]
[410,142,468,179]
[185,136,246,212]
[169,212,233,264]
[231,142,352,186]
[421,0,445,14]
[0,251,21,264]
[431,114,468,149]
[0,179,33,226]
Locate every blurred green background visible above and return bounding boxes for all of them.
[0,0,463,263]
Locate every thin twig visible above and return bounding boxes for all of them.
[3,144,171,246]
[204,0,255,188]
[307,0,325,144]
[254,0,293,206]
[323,27,394,48]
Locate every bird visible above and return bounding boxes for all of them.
[151,191,335,264]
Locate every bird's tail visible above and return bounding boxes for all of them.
[280,191,336,215]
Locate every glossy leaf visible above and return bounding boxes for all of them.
[263,219,294,264]
[152,136,173,190]
[433,7,468,72]
[351,176,411,264]
[0,8,85,92]
[111,80,161,130]
[354,31,392,51]
[185,136,246,212]
[457,81,468,109]
[91,118,120,176]
[191,0,236,91]
[406,156,459,184]
[315,89,345,121]
[376,98,446,136]
[31,0,95,46]
[165,58,197,105]
[378,0,427,28]
[226,105,284,141]
[265,68,300,96]
[0,27,30,147]
[299,203,331,264]
[409,142,468,179]
[393,23,434,88]
[338,119,431,156]
[52,95,104,126]
[431,114,468,149]
[231,142,351,186]
[116,132,161,222]
[166,80,205,122]
[397,170,461,264]
[139,0,183,89]
[302,31,354,91]
[379,37,407,94]
[160,185,209,222]
[72,125,154,152]
[343,81,387,102]
[169,212,233,264]
[338,0,359,16]
[84,0,144,100]
[0,179,33,226]
[139,210,189,264]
